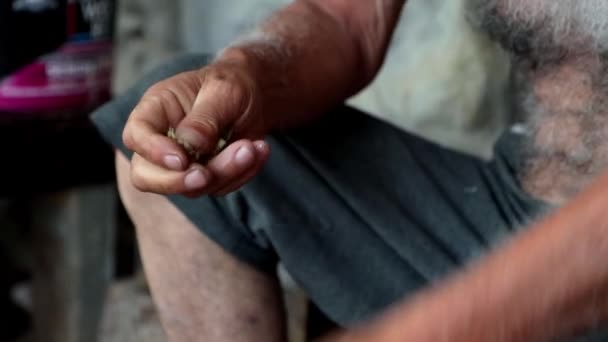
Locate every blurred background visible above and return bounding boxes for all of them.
[0,0,511,341]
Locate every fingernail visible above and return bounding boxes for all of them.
[184,169,208,189]
[254,141,267,151]
[164,154,184,171]
[235,146,254,166]
[177,127,207,150]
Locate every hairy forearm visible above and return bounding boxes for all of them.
[331,171,608,342]
[216,0,405,129]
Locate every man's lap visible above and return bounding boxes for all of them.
[91,54,549,326]
[211,108,548,325]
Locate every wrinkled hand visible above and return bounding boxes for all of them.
[122,60,272,196]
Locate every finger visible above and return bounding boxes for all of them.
[213,141,270,196]
[130,153,213,194]
[123,91,190,171]
[127,124,190,171]
[161,139,262,198]
[200,139,259,194]
[177,140,260,198]
[131,77,198,128]
[175,69,253,157]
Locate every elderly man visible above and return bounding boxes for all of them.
[92,0,608,340]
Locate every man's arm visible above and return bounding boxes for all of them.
[325,172,608,342]
[122,0,406,196]
[180,0,407,139]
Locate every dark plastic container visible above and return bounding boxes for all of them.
[0,0,117,194]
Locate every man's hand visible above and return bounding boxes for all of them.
[121,0,406,197]
[122,59,272,196]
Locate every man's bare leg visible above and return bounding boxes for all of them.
[115,152,287,342]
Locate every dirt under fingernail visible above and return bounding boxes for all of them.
[167,127,201,161]
[167,127,233,163]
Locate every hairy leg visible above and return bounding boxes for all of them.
[115,152,287,342]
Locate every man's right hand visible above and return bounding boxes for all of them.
[122,58,273,197]
[121,0,407,198]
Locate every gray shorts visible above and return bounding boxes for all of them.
[92,55,552,327]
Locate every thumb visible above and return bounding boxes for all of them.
[175,70,253,160]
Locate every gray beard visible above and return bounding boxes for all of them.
[468,0,608,63]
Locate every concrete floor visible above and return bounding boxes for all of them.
[13,276,165,342]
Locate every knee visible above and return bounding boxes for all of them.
[115,152,139,214]
[115,151,205,243]
[115,152,171,229]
